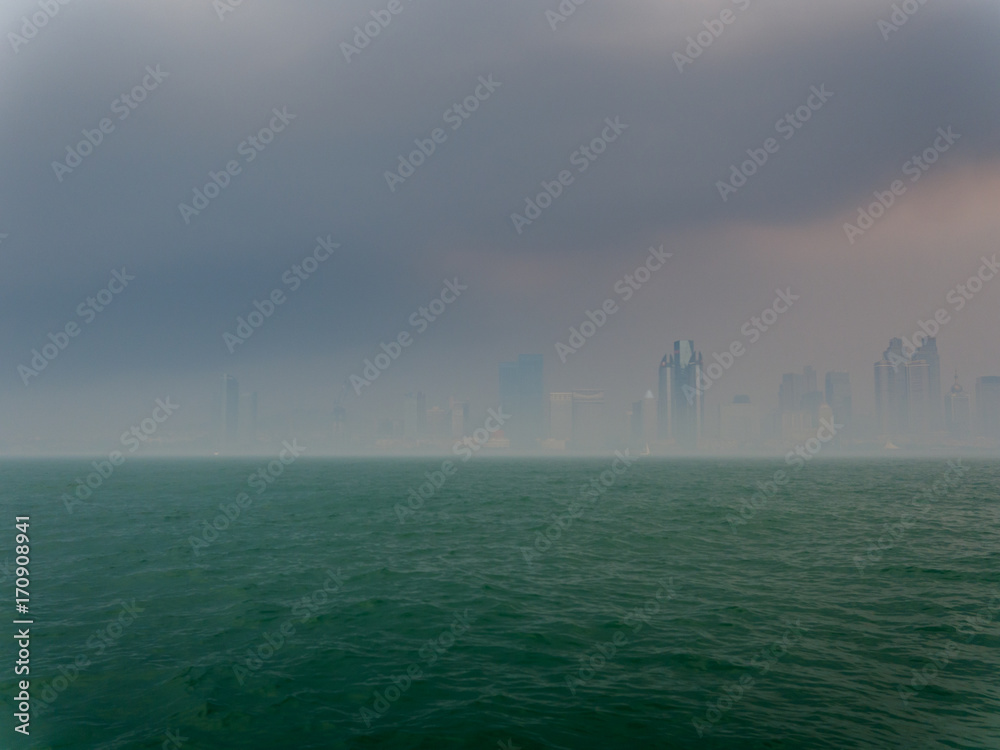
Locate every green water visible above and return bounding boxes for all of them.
[0,457,998,749]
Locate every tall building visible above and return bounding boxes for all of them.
[976,376,1000,440]
[906,360,931,435]
[549,392,573,442]
[945,375,970,438]
[780,367,822,415]
[219,374,239,448]
[498,354,545,448]
[824,371,852,428]
[658,340,703,448]
[657,356,671,440]
[403,392,426,439]
[874,338,908,436]
[911,338,942,429]
[571,389,605,451]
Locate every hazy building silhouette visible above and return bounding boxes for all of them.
[824,371,852,429]
[906,359,931,435]
[976,376,1000,440]
[659,340,703,448]
[571,389,605,451]
[403,392,426,439]
[945,375,970,438]
[910,338,942,429]
[875,338,908,436]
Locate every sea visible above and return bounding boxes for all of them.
[0,457,998,749]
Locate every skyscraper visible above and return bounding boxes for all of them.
[910,338,942,429]
[824,371,852,428]
[571,389,605,451]
[945,375,970,438]
[906,360,931,434]
[874,338,908,436]
[499,355,545,448]
[659,340,702,449]
[976,376,1000,440]
[403,392,426,439]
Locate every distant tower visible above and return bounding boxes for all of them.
[911,338,942,429]
[874,339,908,436]
[824,372,852,428]
[660,340,702,449]
[945,374,970,438]
[571,389,605,451]
[975,376,1000,440]
[403,392,426,439]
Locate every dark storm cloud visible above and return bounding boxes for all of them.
[1,0,998,446]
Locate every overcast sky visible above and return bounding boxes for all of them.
[2,0,999,450]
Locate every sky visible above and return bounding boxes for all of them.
[1,0,999,452]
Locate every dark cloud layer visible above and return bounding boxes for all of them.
[1,0,998,450]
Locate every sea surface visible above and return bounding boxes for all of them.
[0,457,998,749]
